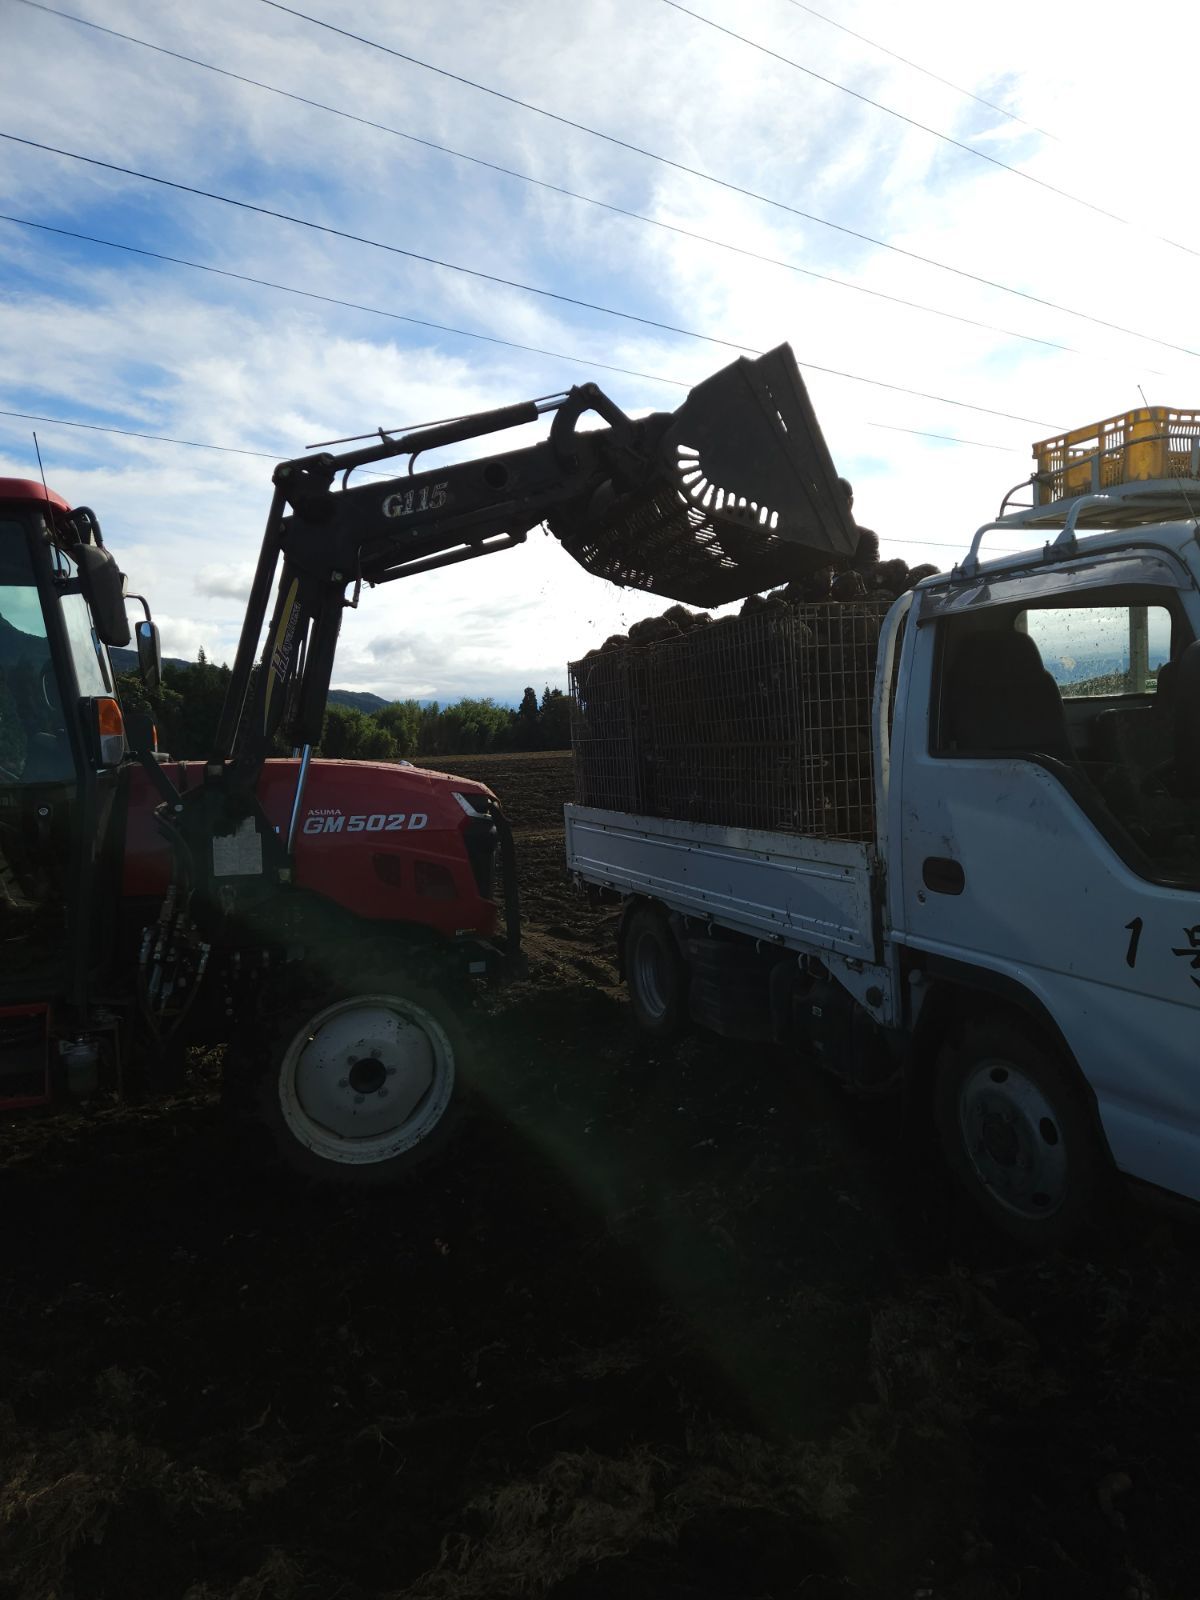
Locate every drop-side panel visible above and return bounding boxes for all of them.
[565,804,877,961]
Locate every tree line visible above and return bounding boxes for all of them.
[116,653,574,761]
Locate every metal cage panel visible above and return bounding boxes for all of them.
[569,603,886,841]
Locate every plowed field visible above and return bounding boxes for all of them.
[1,750,1197,1600]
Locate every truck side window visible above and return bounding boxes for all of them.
[934,620,1075,763]
[1020,604,1172,698]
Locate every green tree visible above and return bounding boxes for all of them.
[540,685,573,749]
[513,685,541,751]
[417,701,441,755]
[374,699,421,758]
[319,705,400,760]
[439,697,510,754]
[115,669,185,755]
[155,650,233,758]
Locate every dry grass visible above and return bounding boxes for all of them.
[0,1422,240,1600]
[867,1268,1067,1443]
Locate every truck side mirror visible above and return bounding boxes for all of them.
[135,618,162,691]
[74,544,131,648]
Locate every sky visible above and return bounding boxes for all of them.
[3,0,1199,704]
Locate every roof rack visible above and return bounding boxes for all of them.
[958,481,1200,578]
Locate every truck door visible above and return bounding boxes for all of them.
[893,564,1200,1203]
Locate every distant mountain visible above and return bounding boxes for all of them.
[109,648,388,713]
[110,647,191,676]
[326,689,389,713]
[0,615,49,667]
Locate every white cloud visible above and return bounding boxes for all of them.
[2,0,1198,703]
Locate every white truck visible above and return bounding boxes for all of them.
[565,423,1200,1247]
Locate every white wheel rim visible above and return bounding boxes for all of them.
[958,1056,1070,1220]
[278,994,455,1166]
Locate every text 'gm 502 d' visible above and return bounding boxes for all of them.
[301,811,429,835]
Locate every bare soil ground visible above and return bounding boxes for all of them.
[2,749,1198,1600]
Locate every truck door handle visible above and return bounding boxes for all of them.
[922,856,965,895]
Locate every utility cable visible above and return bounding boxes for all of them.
[12,0,1090,365]
[0,214,690,390]
[867,422,1017,450]
[0,407,1001,552]
[0,139,1064,427]
[0,131,755,358]
[0,407,280,459]
[252,0,1200,348]
[662,0,1198,258]
[661,2,1101,216]
[779,0,1058,140]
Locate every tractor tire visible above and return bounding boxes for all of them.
[230,946,472,1186]
[933,1014,1108,1250]
[625,904,689,1041]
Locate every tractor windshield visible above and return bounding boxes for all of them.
[0,524,69,783]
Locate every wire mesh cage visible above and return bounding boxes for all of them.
[569,602,888,841]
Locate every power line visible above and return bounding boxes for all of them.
[779,0,1058,140]
[0,138,1065,427]
[13,0,1097,367]
[253,0,1200,354]
[0,406,1002,554]
[661,0,1199,258]
[0,132,755,359]
[867,422,1020,451]
[0,215,690,390]
[0,407,280,459]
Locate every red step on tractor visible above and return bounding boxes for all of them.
[0,345,855,1182]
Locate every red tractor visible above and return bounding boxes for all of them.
[0,345,854,1182]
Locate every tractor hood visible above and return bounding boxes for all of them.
[123,758,501,941]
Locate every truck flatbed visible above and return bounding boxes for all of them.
[565,803,877,963]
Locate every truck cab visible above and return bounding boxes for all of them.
[567,464,1200,1245]
[891,496,1200,1225]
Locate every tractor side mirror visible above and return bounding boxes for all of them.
[123,707,159,757]
[74,544,131,648]
[135,617,162,691]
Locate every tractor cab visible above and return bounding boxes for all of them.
[0,479,139,1036]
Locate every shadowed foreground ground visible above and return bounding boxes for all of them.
[1,751,1196,1599]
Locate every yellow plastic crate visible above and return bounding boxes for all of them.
[1033,407,1200,504]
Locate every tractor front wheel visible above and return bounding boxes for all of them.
[234,955,470,1185]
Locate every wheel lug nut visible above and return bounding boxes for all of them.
[338,1078,349,1089]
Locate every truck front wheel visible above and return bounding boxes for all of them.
[625,904,688,1040]
[933,1016,1107,1249]
[235,956,470,1185]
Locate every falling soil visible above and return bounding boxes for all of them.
[2,750,1198,1600]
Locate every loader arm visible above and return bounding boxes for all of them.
[217,343,857,788]
[162,343,855,920]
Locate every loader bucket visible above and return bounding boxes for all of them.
[549,344,858,607]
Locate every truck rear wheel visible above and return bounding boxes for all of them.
[625,905,688,1040]
[235,952,470,1185]
[933,1016,1106,1249]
